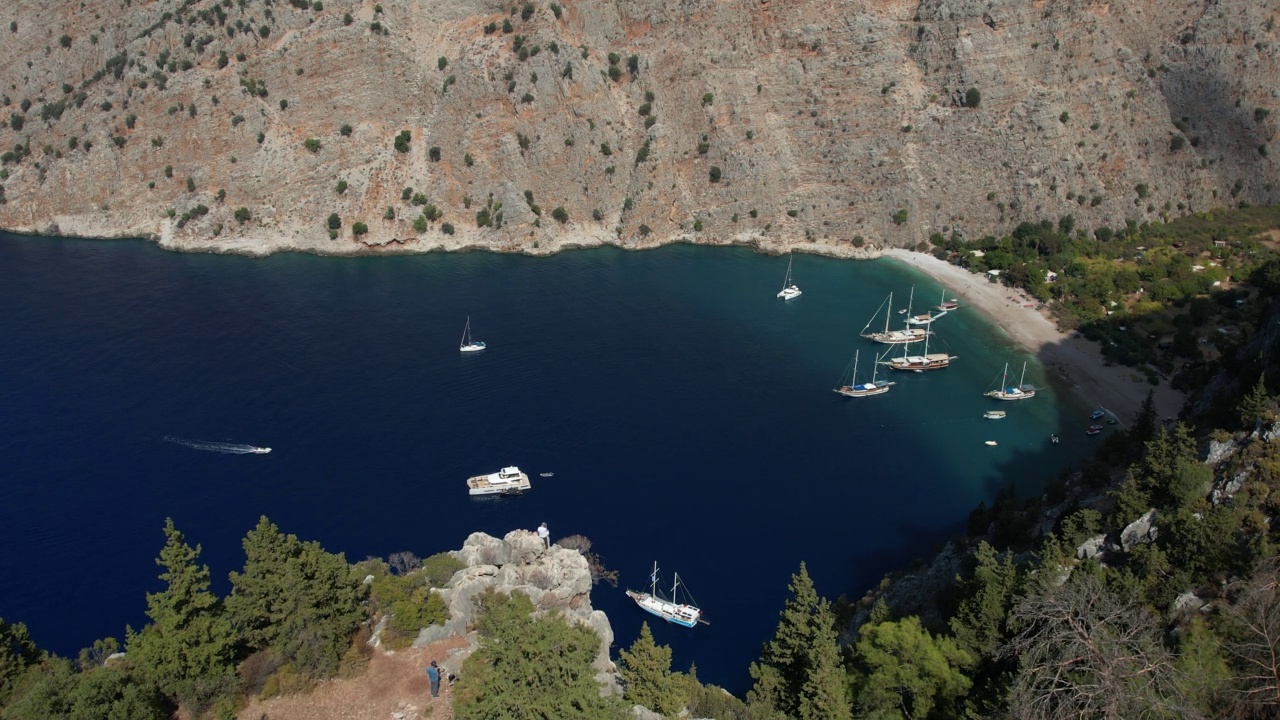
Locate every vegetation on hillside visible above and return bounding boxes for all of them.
[933,205,1280,383]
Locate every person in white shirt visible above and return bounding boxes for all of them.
[537,522,550,548]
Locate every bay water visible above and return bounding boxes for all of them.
[0,233,1094,691]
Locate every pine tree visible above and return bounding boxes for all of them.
[125,518,236,710]
[950,541,1019,659]
[1132,389,1157,444]
[1239,374,1272,429]
[619,622,684,715]
[853,616,972,719]
[1,616,42,702]
[749,563,849,719]
[454,590,626,720]
[796,602,851,720]
[226,516,366,677]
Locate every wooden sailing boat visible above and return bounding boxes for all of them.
[777,254,802,300]
[834,349,895,397]
[861,289,929,344]
[459,316,486,353]
[985,361,1036,400]
[881,316,957,372]
[626,562,706,628]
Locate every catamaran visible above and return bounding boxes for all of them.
[460,316,486,353]
[466,466,531,496]
[834,349,895,397]
[626,562,705,628]
[777,254,801,300]
[861,290,929,344]
[881,320,956,372]
[985,362,1036,401]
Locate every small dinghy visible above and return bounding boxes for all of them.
[539,472,554,477]
[984,440,998,446]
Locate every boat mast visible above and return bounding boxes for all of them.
[1001,363,1009,395]
[650,561,659,597]
[672,572,681,602]
[461,316,470,346]
[884,292,893,334]
[1018,361,1027,388]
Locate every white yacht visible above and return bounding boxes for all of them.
[466,466,531,496]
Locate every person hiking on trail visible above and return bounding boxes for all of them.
[537,522,550,548]
[426,660,441,698]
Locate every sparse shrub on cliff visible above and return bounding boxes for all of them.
[304,138,321,153]
[342,12,352,25]
[645,115,657,129]
[635,139,650,165]
[112,136,126,148]
[8,113,23,131]
[550,2,562,18]
[697,135,709,154]
[552,207,568,223]
[892,208,909,224]
[437,56,448,71]
[327,213,341,230]
[429,146,442,162]
[383,207,395,220]
[521,2,535,20]
[484,21,496,34]
[521,92,534,103]
[599,143,612,156]
[517,133,531,151]
[628,54,639,76]
[216,189,226,203]
[702,92,713,106]
[476,209,493,227]
[608,65,622,82]
[709,166,721,182]
[393,129,411,153]
[965,87,981,108]
[413,215,428,232]
[340,124,353,137]
[638,103,651,117]
[464,153,474,167]
[352,222,368,236]
[442,222,456,235]
[234,208,251,223]
[335,180,347,195]
[639,224,651,236]
[59,34,71,48]
[186,177,195,192]
[592,209,603,221]
[278,99,287,111]
[502,18,513,32]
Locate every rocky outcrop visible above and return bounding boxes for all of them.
[1120,509,1160,553]
[0,0,1276,256]
[413,530,617,687]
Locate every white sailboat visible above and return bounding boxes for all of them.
[935,288,960,312]
[861,290,929,344]
[459,316,486,353]
[776,254,802,300]
[834,349,895,397]
[985,361,1036,401]
[626,562,705,628]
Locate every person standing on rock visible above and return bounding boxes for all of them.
[426,660,441,698]
[538,522,550,548]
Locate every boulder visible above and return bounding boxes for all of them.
[1075,533,1108,561]
[1204,438,1237,465]
[1173,591,1210,614]
[1120,509,1159,553]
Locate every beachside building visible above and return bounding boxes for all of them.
[986,269,1002,282]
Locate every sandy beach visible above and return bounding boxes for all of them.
[880,248,1185,426]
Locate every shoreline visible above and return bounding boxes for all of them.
[881,248,1185,426]
[0,225,1183,423]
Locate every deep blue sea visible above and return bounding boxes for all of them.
[0,233,1095,693]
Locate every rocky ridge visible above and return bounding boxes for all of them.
[0,0,1277,257]
[408,529,619,689]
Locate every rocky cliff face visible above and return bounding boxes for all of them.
[413,530,618,687]
[0,0,1276,256]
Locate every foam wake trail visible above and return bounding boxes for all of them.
[163,436,270,454]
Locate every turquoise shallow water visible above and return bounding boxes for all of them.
[0,234,1095,691]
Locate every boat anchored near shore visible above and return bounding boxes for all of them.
[466,466,530,496]
[861,291,930,345]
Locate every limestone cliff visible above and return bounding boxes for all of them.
[0,0,1276,256]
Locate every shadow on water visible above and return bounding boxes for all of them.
[0,233,1130,696]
